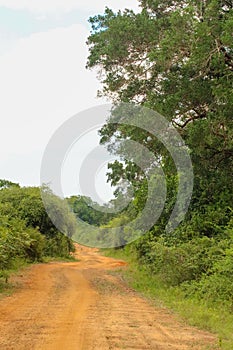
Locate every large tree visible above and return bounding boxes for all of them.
[87,0,233,232]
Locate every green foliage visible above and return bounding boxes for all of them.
[0,213,45,278]
[99,214,137,248]
[86,0,233,337]
[183,237,233,308]
[87,0,233,195]
[68,195,115,226]
[86,0,233,252]
[0,179,19,190]
[0,182,75,282]
[137,235,230,286]
[43,231,74,258]
[41,187,77,239]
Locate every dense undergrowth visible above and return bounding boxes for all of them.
[0,180,75,284]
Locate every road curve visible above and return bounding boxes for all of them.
[0,244,217,349]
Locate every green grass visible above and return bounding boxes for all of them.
[103,247,233,350]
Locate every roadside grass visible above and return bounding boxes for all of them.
[103,248,233,350]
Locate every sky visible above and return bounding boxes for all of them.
[0,0,139,202]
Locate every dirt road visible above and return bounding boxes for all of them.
[0,245,217,349]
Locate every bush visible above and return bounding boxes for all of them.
[184,245,233,309]
[137,236,231,287]
[0,183,76,283]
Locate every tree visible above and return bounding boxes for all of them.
[0,185,75,261]
[87,0,233,236]
[86,0,233,314]
[67,195,115,226]
[0,179,19,190]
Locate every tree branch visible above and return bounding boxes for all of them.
[172,113,206,128]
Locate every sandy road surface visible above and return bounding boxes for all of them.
[0,245,217,350]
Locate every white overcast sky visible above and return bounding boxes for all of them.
[0,0,139,202]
